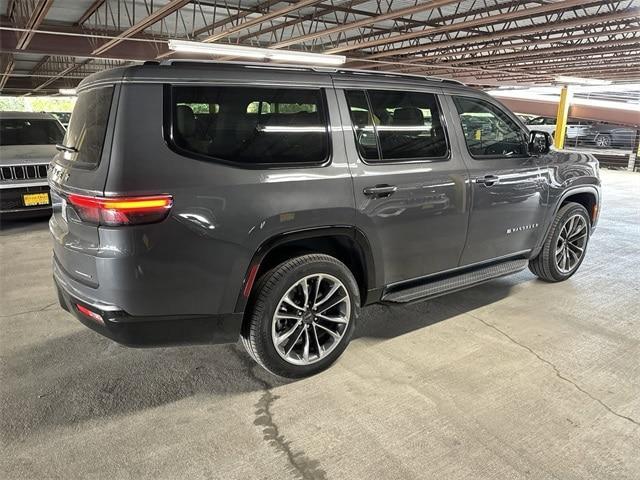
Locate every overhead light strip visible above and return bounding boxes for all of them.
[167,39,346,66]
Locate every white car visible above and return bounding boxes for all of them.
[526,116,591,141]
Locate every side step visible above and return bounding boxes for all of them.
[382,259,529,304]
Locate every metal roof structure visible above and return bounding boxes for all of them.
[1,0,639,95]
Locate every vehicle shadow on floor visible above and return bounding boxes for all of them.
[1,275,527,441]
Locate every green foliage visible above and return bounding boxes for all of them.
[0,97,27,111]
[0,96,76,112]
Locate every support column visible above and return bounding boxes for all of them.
[554,85,572,150]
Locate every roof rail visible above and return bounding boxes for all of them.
[332,67,464,85]
[157,59,464,86]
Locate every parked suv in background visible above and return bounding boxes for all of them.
[50,62,601,378]
[1,112,64,219]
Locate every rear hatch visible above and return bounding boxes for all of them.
[49,84,118,288]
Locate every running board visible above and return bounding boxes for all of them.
[382,259,529,304]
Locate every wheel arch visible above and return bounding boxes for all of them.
[235,226,379,314]
[532,186,600,258]
[559,188,599,225]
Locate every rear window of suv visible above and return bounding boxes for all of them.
[60,86,114,168]
[168,86,329,167]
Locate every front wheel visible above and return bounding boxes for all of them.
[529,202,591,282]
[595,134,612,148]
[241,254,360,378]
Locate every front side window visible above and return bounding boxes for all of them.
[170,86,329,166]
[345,89,448,162]
[453,96,529,159]
[0,118,64,146]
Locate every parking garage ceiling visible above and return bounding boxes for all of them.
[0,0,639,95]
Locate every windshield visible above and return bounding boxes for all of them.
[0,118,64,146]
[61,86,114,168]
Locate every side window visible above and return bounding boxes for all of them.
[170,86,329,166]
[453,96,529,159]
[345,89,448,162]
[368,90,448,161]
[344,90,380,161]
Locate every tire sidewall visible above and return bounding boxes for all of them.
[253,256,360,378]
[547,204,591,281]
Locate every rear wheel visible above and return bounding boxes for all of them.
[241,254,359,378]
[529,202,591,282]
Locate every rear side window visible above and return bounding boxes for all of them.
[61,86,114,168]
[169,86,329,166]
[345,89,448,162]
[453,96,529,159]
[0,119,64,146]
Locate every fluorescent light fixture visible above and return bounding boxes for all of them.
[555,76,612,86]
[168,39,346,66]
[58,88,77,95]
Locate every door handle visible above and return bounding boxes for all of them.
[363,184,398,198]
[474,175,500,186]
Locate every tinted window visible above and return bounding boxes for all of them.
[62,86,114,168]
[170,86,329,166]
[453,96,528,159]
[344,90,379,160]
[346,90,448,162]
[0,118,64,146]
[368,90,447,161]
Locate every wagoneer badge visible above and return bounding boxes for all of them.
[507,223,539,234]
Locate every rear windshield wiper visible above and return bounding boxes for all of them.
[56,144,78,153]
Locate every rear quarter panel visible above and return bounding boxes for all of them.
[102,81,354,316]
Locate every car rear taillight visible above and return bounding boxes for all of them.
[76,304,104,324]
[66,194,173,226]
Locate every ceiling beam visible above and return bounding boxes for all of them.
[390,27,640,74]
[326,0,608,54]
[314,0,534,51]
[15,0,54,50]
[0,54,14,90]
[202,0,325,43]
[235,0,373,43]
[91,0,190,56]
[269,0,460,49]
[353,7,640,64]
[434,37,640,66]
[75,0,106,26]
[192,0,282,37]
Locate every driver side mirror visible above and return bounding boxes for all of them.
[528,130,552,155]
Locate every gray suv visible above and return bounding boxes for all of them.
[50,61,601,378]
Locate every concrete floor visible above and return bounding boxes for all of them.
[1,169,639,480]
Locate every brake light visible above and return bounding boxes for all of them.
[66,194,173,226]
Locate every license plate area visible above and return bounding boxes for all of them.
[23,192,50,207]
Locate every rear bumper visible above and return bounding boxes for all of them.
[54,263,242,347]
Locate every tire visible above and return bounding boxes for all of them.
[241,254,360,378]
[595,134,611,148]
[529,202,591,282]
